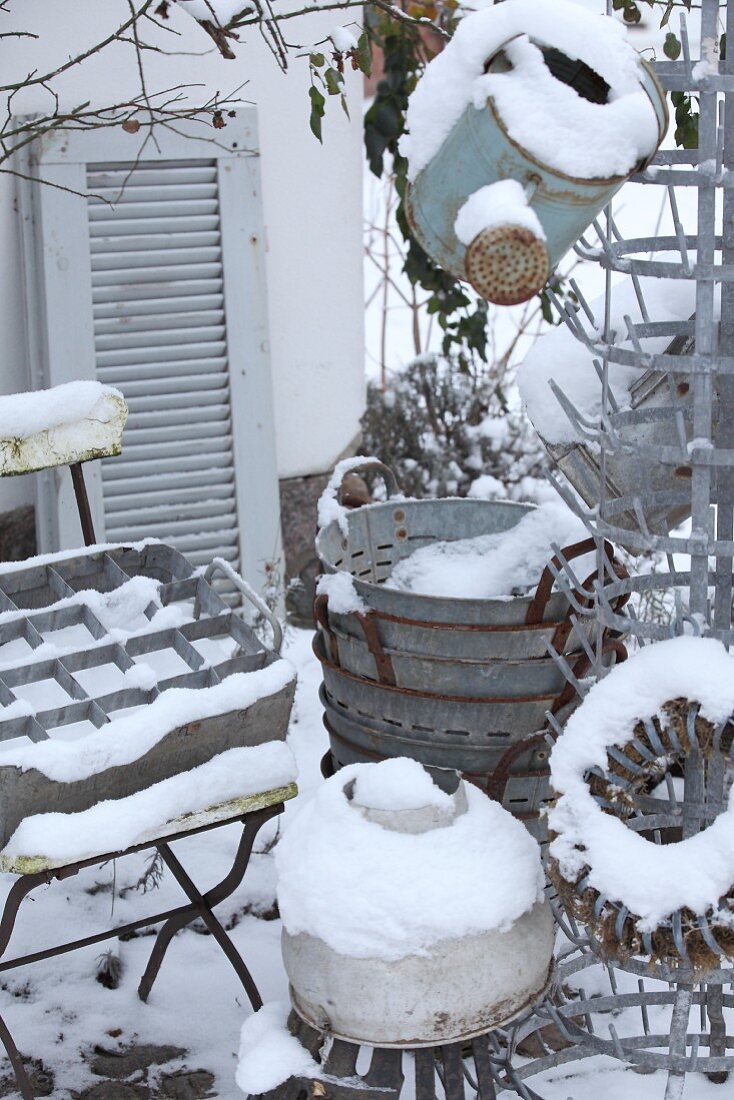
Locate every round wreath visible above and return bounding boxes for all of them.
[547,636,734,973]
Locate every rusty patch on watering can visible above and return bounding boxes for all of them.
[465,224,549,306]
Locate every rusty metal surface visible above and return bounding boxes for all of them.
[465,224,549,305]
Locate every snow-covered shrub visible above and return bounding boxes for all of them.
[360,353,548,501]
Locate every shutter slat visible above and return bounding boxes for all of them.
[126,405,230,429]
[92,279,222,303]
[87,155,240,574]
[90,231,220,255]
[88,215,219,235]
[91,247,221,272]
[92,262,222,288]
[88,162,216,183]
[122,376,227,402]
[106,433,233,462]
[94,309,225,335]
[95,325,226,351]
[101,451,233,478]
[105,482,235,514]
[93,295,223,320]
[103,372,229,398]
[89,184,219,205]
[107,512,237,541]
[89,198,219,221]
[121,418,231,445]
[95,352,226,374]
[103,467,234,496]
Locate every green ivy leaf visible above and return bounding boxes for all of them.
[309,52,325,68]
[664,32,681,60]
[324,67,343,95]
[309,85,325,142]
[356,31,372,77]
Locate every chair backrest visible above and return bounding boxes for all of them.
[0,381,127,545]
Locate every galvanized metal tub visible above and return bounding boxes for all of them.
[316,462,625,687]
[316,630,564,739]
[406,49,667,304]
[284,909,554,1047]
[539,330,706,542]
[318,616,576,698]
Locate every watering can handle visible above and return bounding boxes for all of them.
[203,557,283,656]
[525,537,627,627]
[334,459,402,509]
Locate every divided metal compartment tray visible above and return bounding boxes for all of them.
[0,543,295,850]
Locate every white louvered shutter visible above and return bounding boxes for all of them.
[16,115,281,596]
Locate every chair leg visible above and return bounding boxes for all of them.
[0,875,48,1098]
[138,808,277,1007]
[0,1013,35,1099]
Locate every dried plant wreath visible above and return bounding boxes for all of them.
[547,640,734,975]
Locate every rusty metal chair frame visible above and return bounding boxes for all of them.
[0,800,283,1099]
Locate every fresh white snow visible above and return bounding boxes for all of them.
[384,501,587,599]
[236,1001,318,1095]
[315,570,367,614]
[402,0,660,182]
[549,636,734,930]
[0,381,123,441]
[330,25,358,52]
[275,760,544,961]
[518,269,705,444]
[2,741,297,864]
[0,660,296,780]
[454,180,546,246]
[351,757,452,812]
[175,0,246,24]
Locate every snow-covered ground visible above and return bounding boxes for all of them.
[0,628,728,1099]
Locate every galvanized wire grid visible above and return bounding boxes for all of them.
[535,0,734,1096]
[0,544,270,750]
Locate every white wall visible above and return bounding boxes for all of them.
[0,0,365,515]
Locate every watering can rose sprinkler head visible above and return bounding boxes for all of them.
[457,177,550,306]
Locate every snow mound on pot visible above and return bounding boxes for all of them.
[276,761,544,961]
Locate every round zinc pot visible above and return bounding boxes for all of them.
[315,461,625,648]
[280,766,555,1046]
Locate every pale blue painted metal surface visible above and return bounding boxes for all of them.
[406,60,668,293]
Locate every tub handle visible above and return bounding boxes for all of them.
[483,733,548,803]
[550,638,628,716]
[526,537,628,629]
[313,593,340,665]
[203,557,283,656]
[334,459,402,509]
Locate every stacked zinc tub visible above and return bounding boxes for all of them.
[314,460,628,839]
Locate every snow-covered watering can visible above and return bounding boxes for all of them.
[402,0,668,306]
